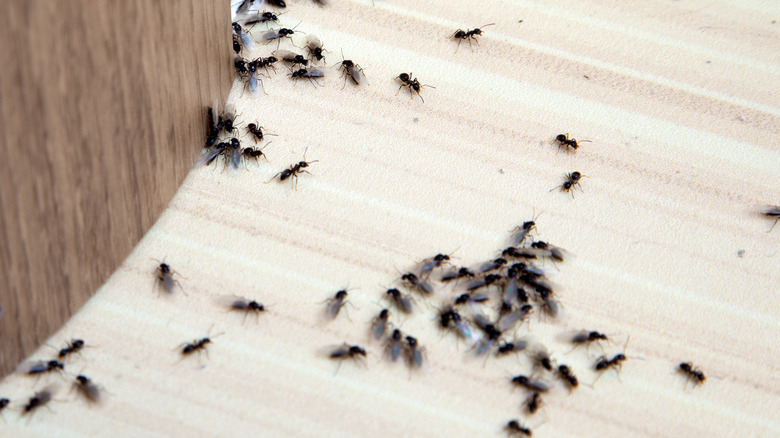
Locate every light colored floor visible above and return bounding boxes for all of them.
[1,1,778,436]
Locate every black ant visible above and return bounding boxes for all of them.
[232,35,242,54]
[246,123,277,144]
[263,22,301,49]
[452,23,494,52]
[678,362,706,387]
[510,374,550,393]
[401,272,434,295]
[556,364,579,390]
[241,11,282,28]
[74,375,102,403]
[385,288,414,314]
[306,35,327,62]
[290,68,324,87]
[242,146,269,167]
[550,171,584,197]
[495,339,529,356]
[404,335,425,370]
[554,133,590,152]
[525,392,542,414]
[275,49,309,67]
[385,329,404,362]
[155,262,184,294]
[334,50,365,88]
[24,359,64,376]
[22,384,57,417]
[178,328,222,362]
[764,205,780,232]
[370,308,390,340]
[396,72,434,103]
[440,266,475,282]
[504,419,533,436]
[222,296,266,323]
[568,330,609,353]
[593,337,630,383]
[324,289,350,319]
[55,338,86,359]
[418,253,452,277]
[328,344,367,373]
[266,149,318,189]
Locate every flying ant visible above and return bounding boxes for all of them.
[466,274,502,292]
[52,338,86,359]
[566,330,609,353]
[244,59,268,95]
[220,296,266,323]
[496,339,529,356]
[678,362,706,387]
[235,0,255,16]
[369,308,390,340]
[510,375,550,393]
[328,344,367,373]
[240,11,282,28]
[550,171,584,197]
[511,217,538,246]
[763,205,780,232]
[440,266,475,282]
[554,133,590,152]
[496,304,532,333]
[22,359,65,376]
[263,22,301,49]
[437,306,475,342]
[73,375,102,403]
[22,384,58,417]
[473,313,502,356]
[452,23,494,52]
[290,68,324,86]
[385,329,404,362]
[324,289,351,320]
[274,49,309,67]
[396,72,434,103]
[418,253,452,277]
[479,257,507,274]
[334,50,365,88]
[306,35,327,62]
[232,35,242,54]
[404,336,425,370]
[556,364,579,390]
[385,288,414,314]
[454,292,488,306]
[224,137,244,170]
[266,148,318,189]
[401,272,434,295]
[504,419,533,436]
[232,22,254,50]
[531,347,554,373]
[525,392,542,414]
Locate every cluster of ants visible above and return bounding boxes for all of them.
[308,218,709,436]
[197,102,318,187]
[0,338,103,419]
[231,6,365,92]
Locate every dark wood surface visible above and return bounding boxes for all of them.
[0,0,233,375]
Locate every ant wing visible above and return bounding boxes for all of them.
[263,30,282,40]
[273,49,299,62]
[348,66,362,85]
[306,34,322,49]
[215,295,251,309]
[305,69,324,78]
[195,146,224,167]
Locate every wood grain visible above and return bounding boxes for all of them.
[0,0,778,437]
[0,0,232,374]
